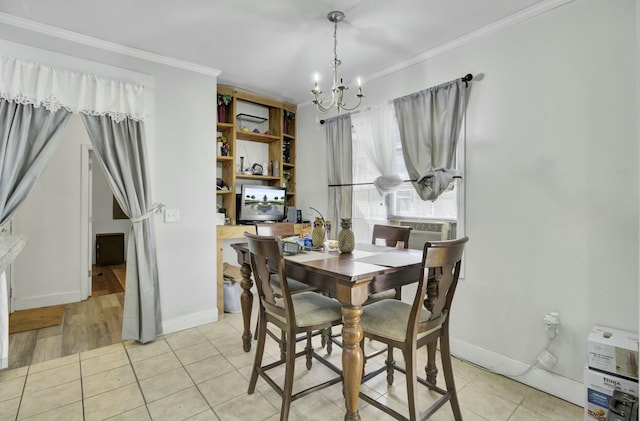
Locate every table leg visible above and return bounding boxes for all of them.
[341,305,364,421]
[239,262,254,352]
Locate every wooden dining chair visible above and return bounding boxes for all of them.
[254,222,316,295]
[368,224,413,302]
[359,236,469,421]
[252,223,316,341]
[245,232,343,421]
[254,222,295,237]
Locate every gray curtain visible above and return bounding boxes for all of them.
[0,99,72,225]
[326,115,353,239]
[393,79,471,201]
[81,114,161,343]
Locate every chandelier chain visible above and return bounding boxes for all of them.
[333,18,338,68]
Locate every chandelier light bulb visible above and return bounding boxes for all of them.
[310,11,364,114]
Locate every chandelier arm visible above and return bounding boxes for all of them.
[337,96,363,112]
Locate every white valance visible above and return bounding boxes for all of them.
[0,55,146,122]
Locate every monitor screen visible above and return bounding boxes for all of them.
[238,185,286,223]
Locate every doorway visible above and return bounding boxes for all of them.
[7,116,128,369]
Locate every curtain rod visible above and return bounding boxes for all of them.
[319,73,473,125]
[328,176,462,188]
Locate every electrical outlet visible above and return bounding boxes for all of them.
[544,312,560,338]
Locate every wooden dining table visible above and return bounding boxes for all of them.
[230,241,429,421]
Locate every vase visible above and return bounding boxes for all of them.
[312,217,325,247]
[217,105,227,123]
[338,218,355,253]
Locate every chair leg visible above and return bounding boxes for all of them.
[440,331,462,421]
[253,313,259,340]
[385,345,395,385]
[320,327,333,355]
[404,347,420,421]
[248,312,267,394]
[305,332,313,370]
[425,341,438,385]
[281,328,297,421]
[280,331,287,362]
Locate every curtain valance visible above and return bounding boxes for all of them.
[0,55,147,122]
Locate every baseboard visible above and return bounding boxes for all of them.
[12,291,82,311]
[450,337,584,407]
[161,308,219,335]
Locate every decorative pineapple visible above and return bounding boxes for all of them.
[312,217,325,247]
[338,218,355,253]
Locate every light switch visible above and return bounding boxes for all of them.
[164,208,180,223]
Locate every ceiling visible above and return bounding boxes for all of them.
[0,0,554,104]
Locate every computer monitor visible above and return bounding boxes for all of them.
[237,184,286,224]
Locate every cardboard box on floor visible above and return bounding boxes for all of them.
[588,326,639,381]
[584,366,638,421]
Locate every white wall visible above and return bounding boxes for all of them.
[297,0,638,404]
[91,150,131,264]
[0,33,219,331]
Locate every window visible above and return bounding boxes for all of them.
[351,127,464,249]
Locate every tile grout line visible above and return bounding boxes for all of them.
[13,364,30,421]
[78,354,85,421]
[167,333,225,419]
[122,341,153,420]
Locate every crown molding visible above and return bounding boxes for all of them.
[297,0,574,108]
[0,12,222,78]
[361,0,575,92]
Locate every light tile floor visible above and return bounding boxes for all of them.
[0,308,584,420]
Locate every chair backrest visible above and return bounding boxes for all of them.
[255,222,295,237]
[244,232,290,320]
[371,224,413,249]
[409,236,468,339]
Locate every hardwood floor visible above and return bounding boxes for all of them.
[6,264,125,370]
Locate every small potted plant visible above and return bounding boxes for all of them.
[217,93,233,123]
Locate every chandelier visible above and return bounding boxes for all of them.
[311,11,364,114]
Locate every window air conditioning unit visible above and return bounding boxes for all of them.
[389,219,456,250]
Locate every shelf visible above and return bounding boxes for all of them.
[216,155,233,161]
[236,113,268,123]
[216,190,234,195]
[236,130,280,143]
[283,162,295,169]
[217,122,234,130]
[236,173,281,181]
[283,133,295,140]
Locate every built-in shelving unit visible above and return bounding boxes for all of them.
[216,85,296,224]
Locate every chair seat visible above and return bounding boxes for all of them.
[271,291,343,328]
[270,273,316,294]
[365,289,397,304]
[360,299,433,342]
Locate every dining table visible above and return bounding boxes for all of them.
[230,241,439,421]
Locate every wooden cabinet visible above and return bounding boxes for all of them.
[216,86,296,225]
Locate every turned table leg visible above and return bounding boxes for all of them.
[341,305,364,421]
[239,262,254,352]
